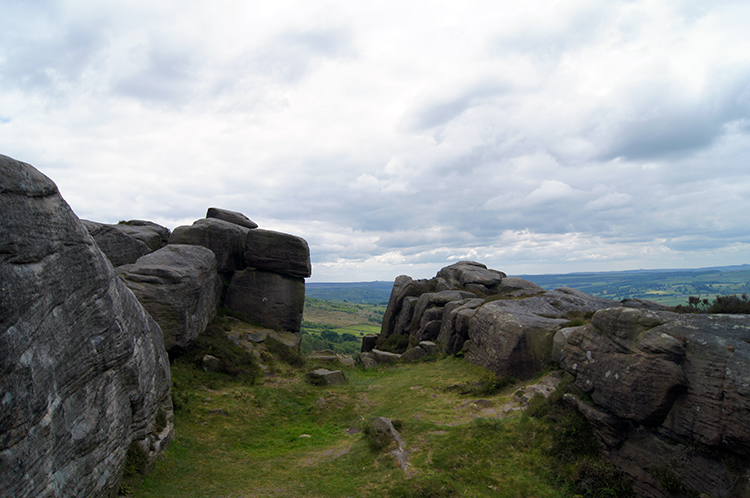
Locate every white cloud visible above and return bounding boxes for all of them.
[2,0,750,281]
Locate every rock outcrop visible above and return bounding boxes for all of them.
[0,154,173,497]
[117,245,222,352]
[115,220,170,252]
[375,261,616,379]
[555,307,750,498]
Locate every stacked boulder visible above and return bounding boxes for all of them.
[374,261,617,379]
[82,206,311,353]
[170,208,311,336]
[1,154,173,497]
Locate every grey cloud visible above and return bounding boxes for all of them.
[114,43,199,104]
[590,69,750,163]
[488,1,609,60]
[250,27,355,84]
[0,23,107,91]
[403,82,509,131]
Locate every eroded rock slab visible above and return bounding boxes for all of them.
[557,307,750,497]
[206,207,258,229]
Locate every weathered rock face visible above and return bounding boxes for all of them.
[117,245,222,352]
[169,217,249,274]
[206,207,258,229]
[244,228,312,279]
[0,154,173,497]
[374,262,617,379]
[81,219,151,266]
[466,288,619,380]
[556,307,750,498]
[224,269,305,332]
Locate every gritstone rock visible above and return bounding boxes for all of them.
[81,219,151,267]
[244,228,312,279]
[117,244,222,352]
[0,154,173,497]
[556,307,750,498]
[306,368,346,386]
[170,217,250,274]
[224,269,305,332]
[206,207,258,229]
[115,220,170,252]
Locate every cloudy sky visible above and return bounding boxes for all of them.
[2,0,749,282]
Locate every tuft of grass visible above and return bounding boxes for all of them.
[172,320,261,383]
[263,336,306,368]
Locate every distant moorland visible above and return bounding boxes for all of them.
[306,264,750,307]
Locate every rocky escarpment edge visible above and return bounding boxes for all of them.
[373,262,750,498]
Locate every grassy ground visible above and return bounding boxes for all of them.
[128,345,631,498]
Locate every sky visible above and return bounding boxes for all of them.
[2,0,750,282]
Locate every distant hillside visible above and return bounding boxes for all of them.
[305,265,750,307]
[519,264,750,305]
[305,281,393,305]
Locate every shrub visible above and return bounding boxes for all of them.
[263,336,306,367]
[677,294,750,314]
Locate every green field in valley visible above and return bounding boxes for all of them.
[300,297,386,357]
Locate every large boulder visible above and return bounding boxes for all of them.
[117,245,222,351]
[556,307,750,498]
[206,207,258,229]
[244,228,312,278]
[464,287,619,379]
[115,220,170,252]
[81,219,151,267]
[169,218,249,274]
[0,155,173,497]
[224,269,305,332]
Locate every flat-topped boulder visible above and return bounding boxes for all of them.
[0,154,173,497]
[244,228,312,278]
[437,260,506,289]
[117,244,222,351]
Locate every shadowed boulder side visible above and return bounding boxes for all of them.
[0,154,173,497]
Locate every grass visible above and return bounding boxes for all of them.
[128,342,631,498]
